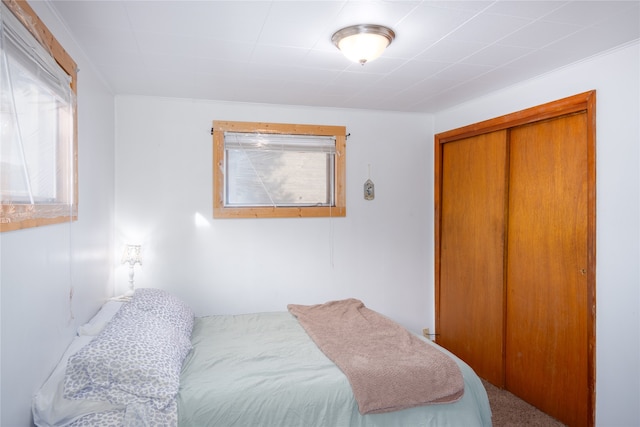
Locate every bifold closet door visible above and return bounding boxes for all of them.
[506,113,589,427]
[438,130,507,386]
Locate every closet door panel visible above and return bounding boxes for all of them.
[438,130,507,386]
[506,113,588,427]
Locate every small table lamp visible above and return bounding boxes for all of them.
[122,244,142,296]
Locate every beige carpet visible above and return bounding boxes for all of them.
[481,379,566,426]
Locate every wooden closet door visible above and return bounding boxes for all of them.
[506,113,588,427]
[438,130,507,386]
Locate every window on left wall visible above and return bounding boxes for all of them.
[0,0,78,232]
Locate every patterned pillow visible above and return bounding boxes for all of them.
[64,305,191,410]
[130,288,194,339]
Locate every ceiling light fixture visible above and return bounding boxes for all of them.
[331,24,395,65]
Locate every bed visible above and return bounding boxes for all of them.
[33,289,492,426]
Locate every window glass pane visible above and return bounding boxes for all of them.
[1,66,65,202]
[226,148,333,206]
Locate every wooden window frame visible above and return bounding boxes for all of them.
[1,0,78,232]
[213,121,346,219]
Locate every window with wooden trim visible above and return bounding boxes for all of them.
[1,0,78,232]
[213,121,346,218]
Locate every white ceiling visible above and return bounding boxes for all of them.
[48,0,639,113]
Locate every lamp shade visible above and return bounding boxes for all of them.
[122,244,142,265]
[332,24,395,64]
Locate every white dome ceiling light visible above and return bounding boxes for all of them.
[331,24,395,65]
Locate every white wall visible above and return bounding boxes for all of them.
[115,98,434,333]
[0,2,116,425]
[434,42,640,427]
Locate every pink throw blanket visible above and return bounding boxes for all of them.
[288,298,464,414]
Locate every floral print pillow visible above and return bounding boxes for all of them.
[64,297,192,422]
[130,288,194,339]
